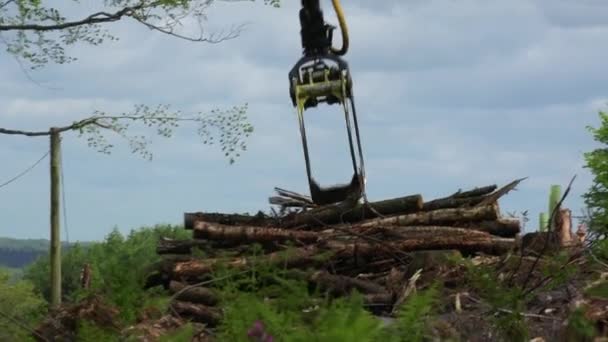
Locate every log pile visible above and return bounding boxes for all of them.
[150,178,526,326]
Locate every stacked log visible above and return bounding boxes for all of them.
[151,179,526,325]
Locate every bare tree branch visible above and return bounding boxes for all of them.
[0,4,148,32]
[0,0,15,10]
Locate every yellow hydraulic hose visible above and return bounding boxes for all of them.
[330,0,349,56]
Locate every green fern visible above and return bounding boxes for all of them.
[379,284,441,342]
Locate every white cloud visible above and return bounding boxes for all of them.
[1,0,606,239]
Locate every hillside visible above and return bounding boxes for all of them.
[0,237,89,269]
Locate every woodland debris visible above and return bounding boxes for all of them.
[153,179,532,326]
[169,301,222,326]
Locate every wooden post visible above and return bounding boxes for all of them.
[50,128,61,307]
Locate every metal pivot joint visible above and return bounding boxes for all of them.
[288,0,366,206]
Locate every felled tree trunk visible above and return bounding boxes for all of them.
[169,301,222,326]
[284,194,424,227]
[450,185,497,198]
[462,218,520,237]
[170,246,322,279]
[421,196,486,211]
[326,231,515,256]
[356,204,499,228]
[168,281,219,306]
[192,222,320,244]
[422,178,526,211]
[184,211,276,230]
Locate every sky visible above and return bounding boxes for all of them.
[0,0,606,242]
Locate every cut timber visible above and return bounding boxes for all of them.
[192,222,320,244]
[184,211,275,230]
[170,246,321,279]
[351,226,496,241]
[357,204,499,228]
[422,179,526,211]
[463,218,521,237]
[310,271,387,295]
[477,177,527,207]
[326,232,515,256]
[270,187,315,208]
[168,281,218,306]
[284,194,423,227]
[422,196,485,211]
[363,293,394,307]
[169,301,222,326]
[157,238,209,255]
[450,185,497,198]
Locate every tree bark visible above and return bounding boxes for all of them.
[284,194,423,228]
[421,195,486,211]
[450,185,497,198]
[170,246,322,279]
[184,211,276,230]
[326,232,515,256]
[192,222,320,244]
[169,281,219,306]
[170,301,222,326]
[463,218,521,237]
[356,204,499,229]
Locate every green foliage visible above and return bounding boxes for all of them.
[24,224,190,324]
[0,268,47,341]
[461,258,529,341]
[76,320,120,342]
[159,323,195,342]
[566,308,597,340]
[81,103,253,163]
[217,289,386,342]
[538,251,577,292]
[24,242,91,302]
[379,284,441,342]
[584,280,608,299]
[583,111,608,235]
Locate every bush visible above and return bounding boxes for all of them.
[583,111,608,235]
[0,268,47,341]
[23,224,190,324]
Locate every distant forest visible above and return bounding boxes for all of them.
[0,238,86,269]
